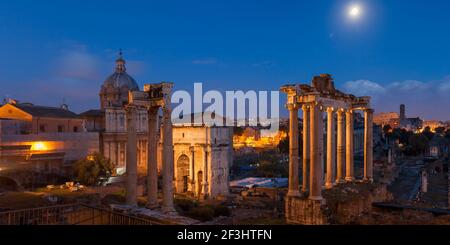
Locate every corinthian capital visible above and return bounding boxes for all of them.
[301,104,310,112]
[286,103,299,111]
[326,107,334,113]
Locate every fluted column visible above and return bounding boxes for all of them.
[162,102,175,213]
[336,109,345,183]
[287,103,300,197]
[364,109,374,182]
[326,107,335,189]
[301,104,310,193]
[146,107,159,208]
[203,147,209,199]
[189,146,195,193]
[309,103,323,200]
[125,106,138,206]
[345,110,354,182]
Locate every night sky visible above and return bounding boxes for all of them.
[0,0,449,120]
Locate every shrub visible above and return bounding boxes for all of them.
[174,198,198,213]
[74,153,115,186]
[188,206,215,221]
[213,205,231,217]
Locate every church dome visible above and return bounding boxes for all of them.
[102,54,139,91]
[99,51,140,109]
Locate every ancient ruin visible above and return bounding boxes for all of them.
[281,74,374,224]
[127,82,176,213]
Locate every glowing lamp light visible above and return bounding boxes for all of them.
[32,142,47,151]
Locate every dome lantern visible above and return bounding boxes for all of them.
[99,49,140,109]
[115,49,126,73]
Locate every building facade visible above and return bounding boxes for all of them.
[172,123,232,198]
[0,102,99,176]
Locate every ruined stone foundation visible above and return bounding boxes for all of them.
[285,197,329,225]
[285,183,392,225]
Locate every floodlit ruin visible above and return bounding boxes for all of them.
[281,74,375,224]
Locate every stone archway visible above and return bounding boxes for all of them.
[176,155,190,193]
[0,175,21,191]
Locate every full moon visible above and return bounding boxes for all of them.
[348,5,362,19]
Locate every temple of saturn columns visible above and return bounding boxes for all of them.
[281,74,374,202]
[125,82,176,213]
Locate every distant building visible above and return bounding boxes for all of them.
[373,104,423,132]
[428,136,449,158]
[400,104,406,121]
[373,112,399,128]
[0,102,99,175]
[422,120,446,132]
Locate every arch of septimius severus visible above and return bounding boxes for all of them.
[281,74,373,202]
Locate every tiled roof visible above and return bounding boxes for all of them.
[79,109,104,117]
[14,104,80,119]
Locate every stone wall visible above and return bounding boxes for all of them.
[285,197,329,225]
[285,183,392,225]
[325,183,392,224]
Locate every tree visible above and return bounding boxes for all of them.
[435,127,446,135]
[255,150,288,178]
[233,127,244,136]
[422,126,435,141]
[383,124,392,136]
[405,133,429,156]
[445,129,450,140]
[277,137,289,154]
[74,152,115,186]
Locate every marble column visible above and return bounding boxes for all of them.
[364,109,374,182]
[336,109,345,183]
[287,103,300,197]
[203,147,209,198]
[125,106,138,206]
[301,104,310,193]
[162,104,175,213]
[189,146,195,194]
[326,107,335,189]
[146,107,159,208]
[309,103,323,200]
[345,110,354,182]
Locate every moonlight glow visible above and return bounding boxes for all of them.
[348,5,362,19]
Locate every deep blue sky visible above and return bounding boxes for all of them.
[1,0,449,120]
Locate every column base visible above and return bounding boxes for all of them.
[325,183,334,189]
[345,177,354,182]
[308,195,323,201]
[363,177,374,183]
[162,205,177,215]
[287,190,301,197]
[199,194,209,201]
[335,179,346,184]
[146,202,159,209]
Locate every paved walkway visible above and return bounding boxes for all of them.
[110,204,200,225]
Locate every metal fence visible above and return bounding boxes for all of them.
[0,204,161,225]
